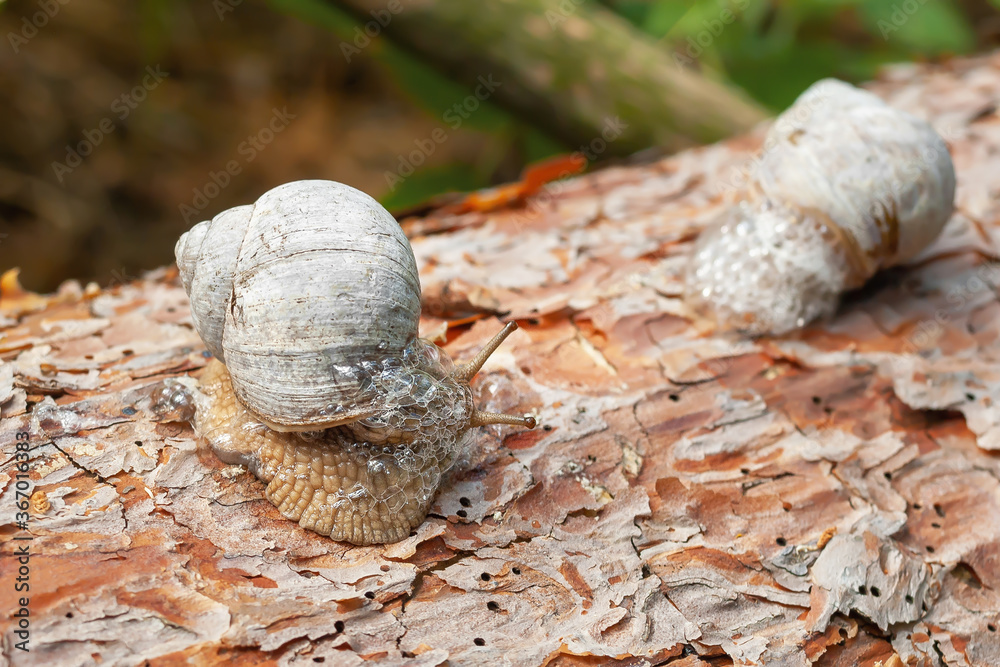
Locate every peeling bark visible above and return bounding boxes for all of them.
[4,53,1000,666]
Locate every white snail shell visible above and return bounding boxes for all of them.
[685,79,956,335]
[176,180,422,431]
[174,180,535,545]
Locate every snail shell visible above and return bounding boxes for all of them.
[176,180,422,431]
[175,180,535,545]
[685,79,956,335]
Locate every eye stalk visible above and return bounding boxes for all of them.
[453,322,536,429]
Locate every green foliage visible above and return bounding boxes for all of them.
[266,0,358,37]
[378,164,486,211]
[631,0,980,110]
[858,0,975,53]
[269,0,990,207]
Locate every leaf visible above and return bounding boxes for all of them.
[858,0,976,53]
[378,52,513,133]
[378,163,486,212]
[642,0,695,38]
[521,127,568,164]
[265,0,357,38]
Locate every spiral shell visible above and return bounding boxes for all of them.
[175,180,422,430]
[685,79,956,335]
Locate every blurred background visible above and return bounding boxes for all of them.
[1,0,998,291]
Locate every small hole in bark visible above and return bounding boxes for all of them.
[931,522,941,529]
[456,510,467,518]
[926,545,935,553]
[409,530,417,537]
[858,585,867,595]
[913,503,922,510]
[668,393,680,402]
[870,587,881,597]
[823,406,834,414]
[135,441,143,447]
[364,591,374,600]
[487,601,500,611]
[906,595,914,603]
[481,572,491,582]
[543,424,553,431]
[776,537,787,546]
[811,396,821,404]
[66,612,74,618]
[933,503,945,517]
[512,567,521,575]
[84,355,94,360]
[122,349,134,356]
[312,659,325,663]
[528,318,540,325]
[740,468,749,475]
[334,621,345,633]
[883,472,892,481]
[966,393,976,401]
[474,638,486,646]
[989,624,997,632]
[460,497,472,507]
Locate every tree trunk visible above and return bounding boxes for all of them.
[330,0,768,154]
[2,52,1000,666]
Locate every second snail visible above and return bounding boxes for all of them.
[175,180,536,546]
[685,79,956,335]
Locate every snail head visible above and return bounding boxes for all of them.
[348,322,536,446]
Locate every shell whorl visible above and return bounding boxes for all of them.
[685,79,956,335]
[175,204,252,364]
[176,180,422,430]
[753,79,956,282]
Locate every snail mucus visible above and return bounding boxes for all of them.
[685,78,956,335]
[175,180,536,546]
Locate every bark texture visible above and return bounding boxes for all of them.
[3,53,1000,666]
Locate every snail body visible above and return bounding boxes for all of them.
[685,79,956,334]
[176,180,534,545]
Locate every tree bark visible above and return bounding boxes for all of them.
[2,52,1000,666]
[330,0,768,154]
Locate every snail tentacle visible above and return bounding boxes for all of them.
[453,321,519,382]
[176,181,537,545]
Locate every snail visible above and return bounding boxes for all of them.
[175,180,536,545]
[685,78,956,335]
